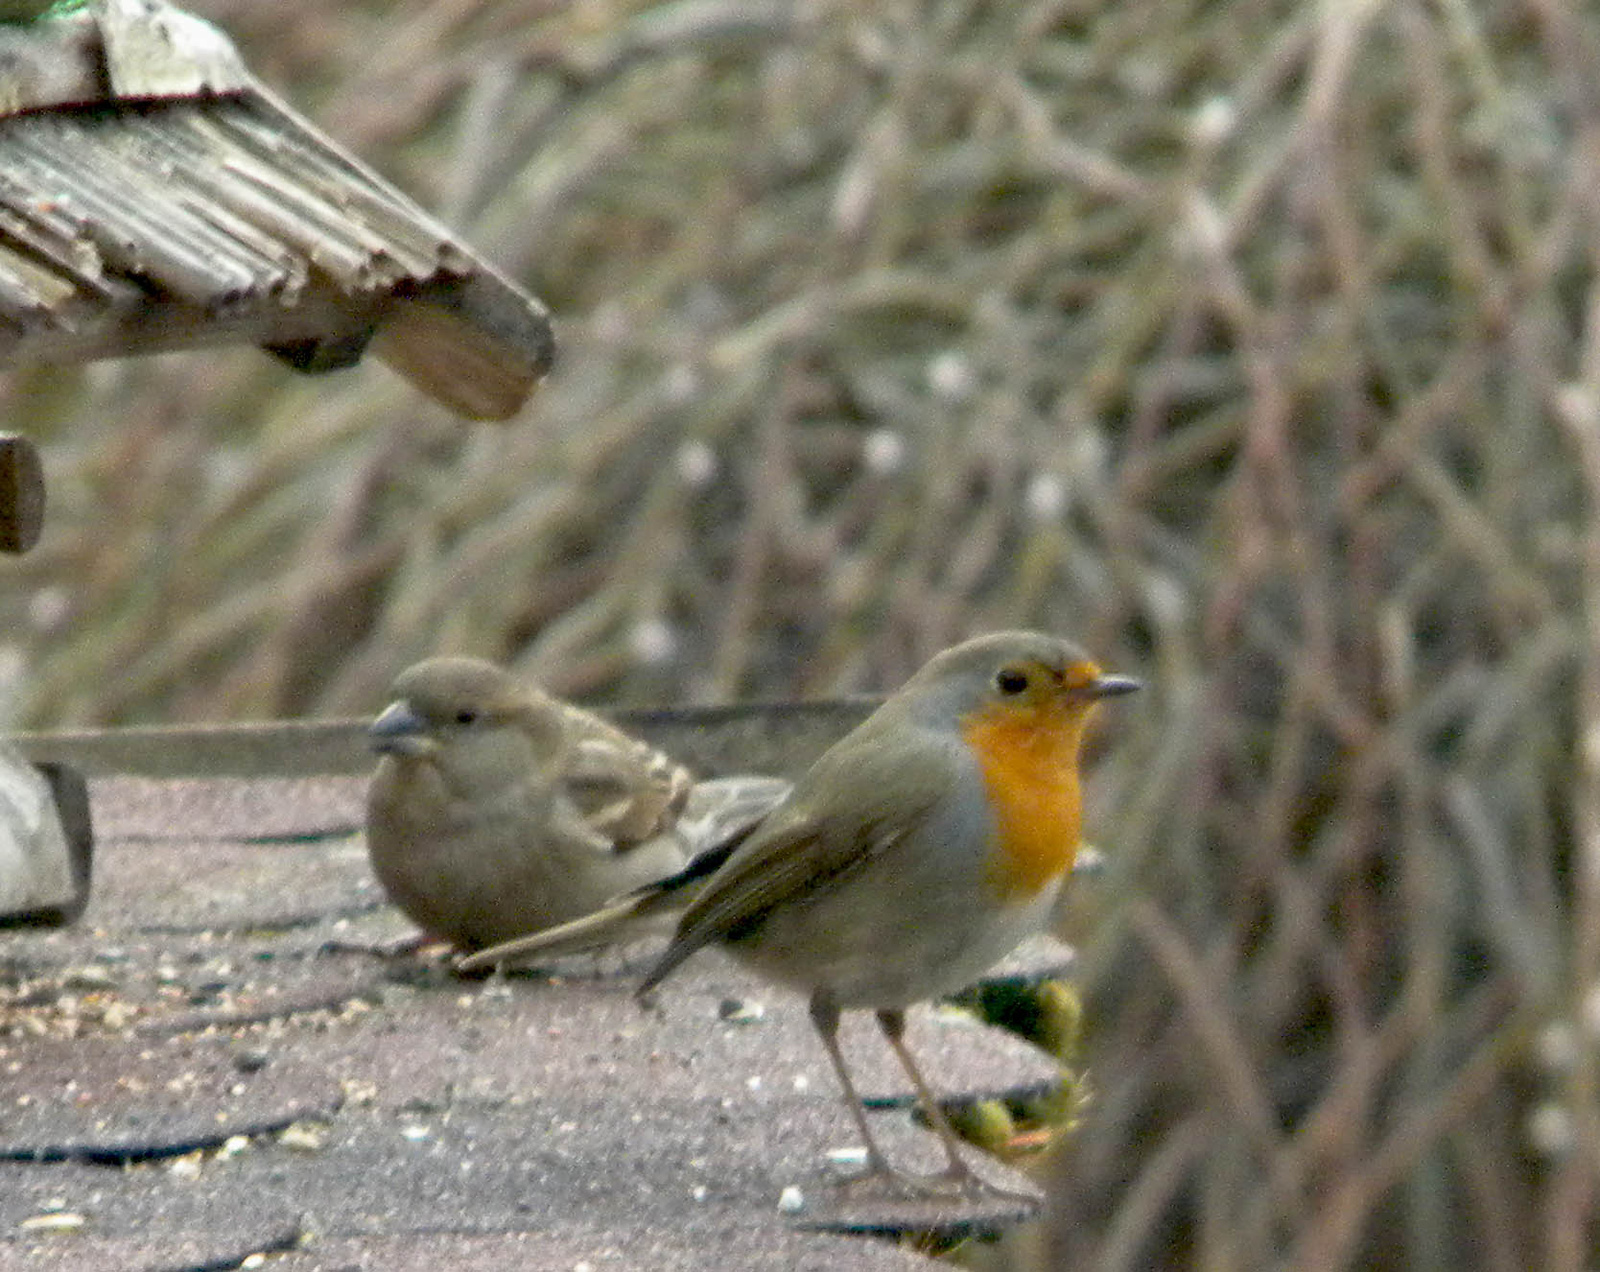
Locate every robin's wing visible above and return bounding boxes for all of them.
[554,705,694,848]
[637,731,953,995]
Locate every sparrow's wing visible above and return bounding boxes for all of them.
[555,706,694,847]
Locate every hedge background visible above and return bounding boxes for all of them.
[5,1,1600,1266]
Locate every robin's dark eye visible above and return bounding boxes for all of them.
[454,709,479,726]
[995,668,1029,695]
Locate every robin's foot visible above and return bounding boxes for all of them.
[832,1164,947,1201]
[830,1159,1040,1206]
[924,1159,1042,1205]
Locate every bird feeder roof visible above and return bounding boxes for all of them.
[0,0,554,420]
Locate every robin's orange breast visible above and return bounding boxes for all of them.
[960,698,1091,899]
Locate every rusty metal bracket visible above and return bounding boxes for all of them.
[0,750,93,928]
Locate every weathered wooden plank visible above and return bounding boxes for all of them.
[7,700,881,780]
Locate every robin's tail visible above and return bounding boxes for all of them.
[454,885,682,969]
[453,792,781,973]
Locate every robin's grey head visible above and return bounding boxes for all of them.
[892,631,1140,727]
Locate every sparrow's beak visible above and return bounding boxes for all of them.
[369,701,435,757]
[1087,673,1142,699]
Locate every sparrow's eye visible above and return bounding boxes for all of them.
[454,709,479,726]
[995,668,1029,695]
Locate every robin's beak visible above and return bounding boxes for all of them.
[369,700,435,757]
[1086,673,1142,699]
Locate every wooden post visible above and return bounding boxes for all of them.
[0,432,44,554]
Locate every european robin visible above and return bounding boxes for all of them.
[365,657,791,954]
[467,631,1137,1196]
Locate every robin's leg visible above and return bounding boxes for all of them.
[807,993,897,1180]
[873,1007,976,1183]
[876,1007,1038,1202]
